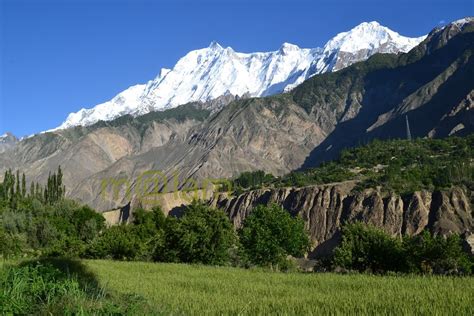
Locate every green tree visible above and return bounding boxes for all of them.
[132,206,166,239]
[21,173,26,198]
[158,201,236,265]
[332,223,404,273]
[35,183,42,201]
[238,204,310,267]
[69,206,105,242]
[233,170,275,190]
[402,231,473,274]
[44,166,65,204]
[29,181,35,198]
[15,170,20,199]
[87,225,143,260]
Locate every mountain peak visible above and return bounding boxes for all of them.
[323,21,426,54]
[357,21,382,28]
[451,16,474,27]
[279,42,300,55]
[0,132,16,139]
[208,41,223,50]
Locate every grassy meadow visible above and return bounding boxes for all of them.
[1,258,473,314]
[83,260,473,315]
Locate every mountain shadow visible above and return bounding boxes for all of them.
[300,30,474,168]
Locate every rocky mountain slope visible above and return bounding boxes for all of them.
[0,133,18,153]
[56,21,425,130]
[0,18,472,212]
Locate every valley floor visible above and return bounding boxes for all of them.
[83,260,473,315]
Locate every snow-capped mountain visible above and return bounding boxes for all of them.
[0,132,18,153]
[56,21,426,130]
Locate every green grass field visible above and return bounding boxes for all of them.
[81,260,473,315]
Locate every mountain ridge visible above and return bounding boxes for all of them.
[54,21,426,131]
[0,18,472,212]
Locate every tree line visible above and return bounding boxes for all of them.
[1,166,65,208]
[0,169,309,268]
[1,167,472,274]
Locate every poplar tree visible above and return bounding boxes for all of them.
[15,170,20,198]
[30,181,35,197]
[21,173,26,198]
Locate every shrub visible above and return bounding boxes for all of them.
[87,225,145,260]
[332,223,473,275]
[238,204,310,267]
[0,228,27,258]
[402,231,473,274]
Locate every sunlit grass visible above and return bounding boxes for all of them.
[84,259,474,315]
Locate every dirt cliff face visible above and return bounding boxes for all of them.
[210,183,473,257]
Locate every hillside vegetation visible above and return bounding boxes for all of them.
[230,135,474,195]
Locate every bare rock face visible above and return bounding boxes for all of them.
[403,191,432,235]
[0,133,18,153]
[464,234,474,255]
[210,183,474,257]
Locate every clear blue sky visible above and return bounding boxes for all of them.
[1,0,472,137]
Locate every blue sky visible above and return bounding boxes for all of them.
[1,0,472,137]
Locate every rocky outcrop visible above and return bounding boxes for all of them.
[464,234,474,255]
[210,183,474,257]
[0,132,18,154]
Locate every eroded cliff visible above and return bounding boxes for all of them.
[210,183,473,257]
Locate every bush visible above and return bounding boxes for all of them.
[402,231,473,274]
[157,201,236,265]
[239,204,310,267]
[87,225,145,260]
[0,260,154,314]
[333,223,404,273]
[332,223,473,275]
[0,228,27,258]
